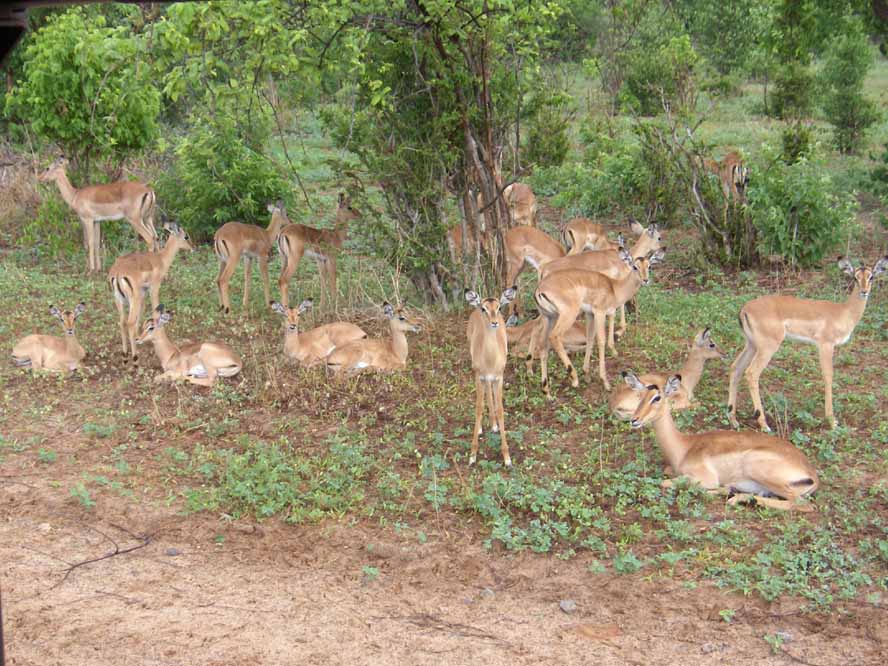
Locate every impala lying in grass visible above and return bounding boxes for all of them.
[11,304,86,373]
[325,303,422,374]
[271,299,367,366]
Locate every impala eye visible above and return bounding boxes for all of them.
[709,343,716,348]
[651,395,661,403]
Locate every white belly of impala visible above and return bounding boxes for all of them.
[785,332,816,345]
[732,480,772,496]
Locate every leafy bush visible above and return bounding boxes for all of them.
[771,62,815,120]
[622,35,700,116]
[781,121,815,164]
[20,195,80,259]
[524,91,572,169]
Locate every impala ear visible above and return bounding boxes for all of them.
[696,327,711,345]
[837,257,856,276]
[382,302,395,318]
[629,218,644,236]
[73,302,86,318]
[616,232,626,248]
[499,286,518,307]
[298,299,313,313]
[270,301,286,315]
[464,290,482,307]
[158,311,173,325]
[648,248,666,266]
[622,370,646,392]
[618,247,633,266]
[872,255,888,277]
[49,305,62,319]
[664,374,682,396]
[505,314,519,328]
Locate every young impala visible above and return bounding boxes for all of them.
[271,299,367,366]
[609,328,726,419]
[39,157,157,272]
[465,287,517,467]
[108,222,194,362]
[505,314,587,366]
[532,248,665,398]
[214,201,290,314]
[137,306,242,386]
[11,303,86,373]
[277,193,360,307]
[628,374,818,512]
[728,256,888,431]
[325,303,422,374]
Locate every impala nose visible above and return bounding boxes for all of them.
[630,418,642,428]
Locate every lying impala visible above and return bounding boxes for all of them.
[214,201,290,314]
[39,157,157,272]
[729,256,888,431]
[325,303,422,374]
[137,306,242,386]
[108,222,194,362]
[12,303,86,372]
[505,313,587,366]
[466,287,516,467]
[533,248,665,398]
[609,328,725,419]
[628,374,818,512]
[277,193,360,307]
[271,299,367,366]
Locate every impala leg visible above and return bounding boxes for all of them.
[744,342,779,432]
[217,250,240,314]
[126,301,142,362]
[483,379,495,432]
[114,296,128,357]
[548,308,580,390]
[617,304,627,339]
[327,254,338,311]
[607,310,617,356]
[92,221,103,272]
[505,258,524,316]
[494,378,511,467]
[596,311,610,390]
[818,343,837,428]
[189,360,218,387]
[582,311,594,377]
[242,256,253,311]
[278,245,304,308]
[78,216,92,272]
[470,375,484,465]
[525,318,542,374]
[727,340,756,428]
[149,282,161,313]
[727,493,813,512]
[258,254,271,306]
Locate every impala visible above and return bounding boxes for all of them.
[325,303,422,374]
[214,201,289,314]
[502,183,537,227]
[704,151,749,203]
[505,313,587,366]
[465,288,516,466]
[533,248,665,397]
[627,374,818,512]
[271,299,367,366]
[108,222,194,362]
[137,305,242,386]
[609,328,726,419]
[560,218,621,253]
[728,256,888,431]
[39,157,157,272]
[277,193,359,307]
[503,226,566,298]
[11,303,86,372]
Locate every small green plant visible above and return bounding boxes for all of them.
[70,482,95,509]
[38,448,57,464]
[613,549,644,574]
[764,633,785,654]
[362,565,380,582]
[718,608,736,624]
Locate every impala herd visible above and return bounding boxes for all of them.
[13,154,888,514]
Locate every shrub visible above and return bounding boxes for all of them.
[771,62,815,120]
[781,121,815,165]
[524,91,572,169]
[622,35,699,116]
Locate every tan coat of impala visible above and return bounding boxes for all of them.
[136,306,242,386]
[728,257,888,431]
[277,193,359,307]
[532,248,665,398]
[325,303,422,374]
[503,226,567,309]
[703,151,749,203]
[108,223,194,362]
[505,314,587,364]
[271,299,367,366]
[11,304,86,372]
[560,218,622,253]
[214,201,290,314]
[628,374,818,512]
[609,328,726,419]
[465,288,517,467]
[502,183,537,227]
[39,157,157,272]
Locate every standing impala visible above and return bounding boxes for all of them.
[215,201,289,314]
[628,374,818,512]
[12,304,86,372]
[465,288,516,467]
[39,157,157,272]
[277,193,359,308]
[271,299,367,366]
[325,303,422,374]
[728,256,888,431]
[502,183,537,227]
[561,218,616,253]
[108,223,194,362]
[533,249,665,398]
[503,226,566,312]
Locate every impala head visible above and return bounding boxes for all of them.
[337,192,360,223]
[271,299,312,333]
[505,313,520,328]
[628,219,662,256]
[465,287,517,330]
[163,222,194,252]
[383,302,422,333]
[615,232,626,249]
[839,256,888,299]
[49,302,85,336]
[694,327,727,360]
[137,305,173,345]
[625,373,682,428]
[733,162,750,195]
[38,157,69,182]
[619,247,665,286]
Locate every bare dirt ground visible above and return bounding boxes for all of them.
[2,469,885,666]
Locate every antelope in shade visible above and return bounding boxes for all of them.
[609,328,726,419]
[11,304,86,372]
[325,303,422,374]
[271,299,367,366]
[38,157,157,272]
[502,183,537,227]
[277,192,360,307]
[136,306,242,386]
[505,314,587,366]
[728,256,888,431]
[465,287,517,466]
[214,201,290,314]
[628,374,818,512]
[532,248,665,398]
[108,223,194,362]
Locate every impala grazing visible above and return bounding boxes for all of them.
[214,201,290,314]
[277,193,359,307]
[271,299,367,366]
[503,183,537,227]
[532,248,665,397]
[108,222,194,362]
[628,374,818,512]
[11,304,86,372]
[325,303,422,374]
[39,157,157,272]
[466,288,516,466]
[609,328,726,419]
[728,256,888,431]
[137,305,242,386]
